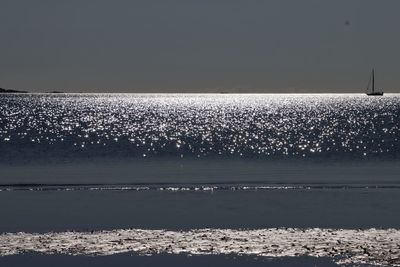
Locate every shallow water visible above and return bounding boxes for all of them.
[0,253,340,267]
[1,186,399,232]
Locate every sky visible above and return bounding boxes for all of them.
[0,0,399,93]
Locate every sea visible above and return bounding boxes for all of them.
[0,93,399,266]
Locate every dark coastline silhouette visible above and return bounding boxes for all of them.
[0,88,27,93]
[0,88,65,94]
[46,90,64,94]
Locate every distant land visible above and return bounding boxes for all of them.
[0,88,27,93]
[46,90,64,94]
[0,88,66,94]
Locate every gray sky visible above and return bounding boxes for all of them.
[1,0,399,93]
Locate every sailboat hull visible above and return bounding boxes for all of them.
[366,92,384,96]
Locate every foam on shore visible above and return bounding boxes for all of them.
[0,228,399,266]
[1,184,399,192]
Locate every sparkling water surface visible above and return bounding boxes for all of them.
[1,93,399,161]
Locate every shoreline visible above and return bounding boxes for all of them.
[0,253,341,267]
[0,228,398,266]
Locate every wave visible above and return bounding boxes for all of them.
[1,182,399,192]
[0,228,398,266]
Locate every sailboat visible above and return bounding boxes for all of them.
[366,69,384,96]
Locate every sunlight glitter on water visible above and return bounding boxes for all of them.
[0,94,399,160]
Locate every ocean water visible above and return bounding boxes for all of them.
[1,93,400,266]
[1,93,400,161]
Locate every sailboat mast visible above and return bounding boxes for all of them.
[372,69,375,93]
[366,68,383,96]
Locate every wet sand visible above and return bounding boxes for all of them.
[1,228,398,266]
